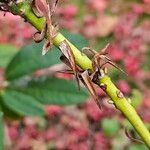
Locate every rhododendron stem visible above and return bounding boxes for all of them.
[3,1,150,148]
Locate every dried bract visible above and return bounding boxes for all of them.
[32,0,59,55]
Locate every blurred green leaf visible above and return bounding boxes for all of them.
[0,112,4,150]
[61,30,89,49]
[112,131,129,150]
[94,34,113,50]
[142,46,150,71]
[108,69,121,82]
[0,96,22,119]
[6,31,88,81]
[0,44,18,68]
[131,89,142,108]
[11,78,88,105]
[1,90,45,116]
[128,144,147,150]
[72,0,86,21]
[101,118,120,137]
[5,42,61,81]
[137,13,150,25]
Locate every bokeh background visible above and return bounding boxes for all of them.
[0,0,150,149]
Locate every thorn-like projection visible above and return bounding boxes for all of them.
[104,67,108,74]
[20,8,26,16]
[80,70,102,109]
[127,98,131,104]
[125,128,144,144]
[60,54,72,69]
[60,43,126,110]
[59,55,82,74]
[108,100,114,104]
[82,44,126,75]
[33,23,47,43]
[59,40,80,89]
[59,53,103,110]
[42,40,51,55]
[31,0,59,55]
[116,90,124,98]
[100,83,107,91]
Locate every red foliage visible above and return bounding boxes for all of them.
[124,57,140,76]
[57,5,77,19]
[0,12,34,46]
[117,80,131,95]
[1,0,150,149]
[94,133,110,150]
[8,126,19,141]
[85,100,104,121]
[45,105,63,117]
[43,128,57,142]
[25,125,39,139]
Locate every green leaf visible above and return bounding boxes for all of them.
[142,46,150,70]
[128,144,147,150]
[12,78,88,105]
[131,89,142,108]
[0,44,18,68]
[5,31,88,81]
[0,112,4,150]
[5,42,61,80]
[111,131,129,150]
[61,30,89,49]
[0,96,21,119]
[137,13,150,25]
[101,118,120,137]
[94,34,113,50]
[1,90,45,116]
[108,69,122,82]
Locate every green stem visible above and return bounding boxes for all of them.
[100,76,150,147]
[3,1,150,148]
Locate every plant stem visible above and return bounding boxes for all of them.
[3,1,150,148]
